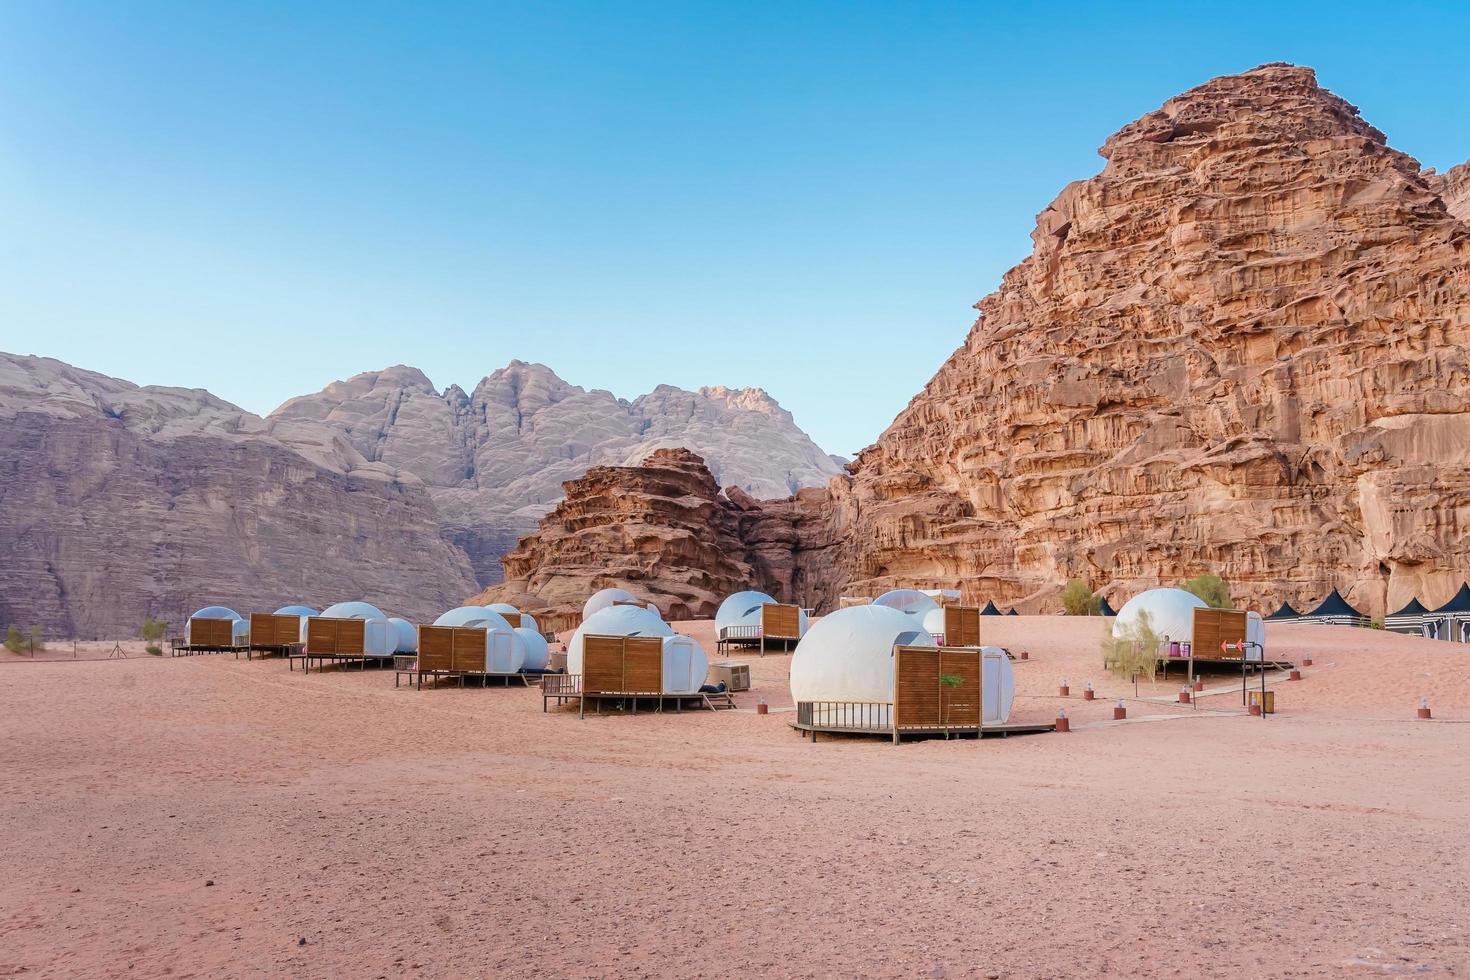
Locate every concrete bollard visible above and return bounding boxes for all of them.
[1083,681,1095,701]
[1113,701,1127,721]
[1301,657,1313,667]
[1179,688,1191,704]
[1059,678,1069,697]
[1249,703,1262,716]
[1019,650,1029,660]
[1417,698,1431,720]
[756,702,769,715]
[1193,677,1204,692]
[1055,709,1069,733]
[1288,669,1302,681]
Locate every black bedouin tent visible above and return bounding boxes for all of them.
[1266,601,1301,621]
[1388,597,1430,618]
[1005,608,1018,616]
[980,599,1002,616]
[1432,583,1470,614]
[1096,596,1118,617]
[1304,588,1365,620]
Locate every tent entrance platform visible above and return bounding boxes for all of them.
[288,653,394,674]
[790,720,1056,744]
[539,677,737,715]
[168,642,239,657]
[395,667,534,689]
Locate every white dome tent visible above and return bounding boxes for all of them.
[311,600,395,657]
[185,605,249,645]
[790,606,1017,736]
[274,605,319,617]
[514,627,552,671]
[388,618,418,654]
[567,605,673,676]
[582,588,640,621]
[1111,589,1207,647]
[486,602,537,631]
[714,590,809,651]
[431,606,524,673]
[872,589,942,619]
[659,634,710,695]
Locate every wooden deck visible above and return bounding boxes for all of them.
[789,718,1057,743]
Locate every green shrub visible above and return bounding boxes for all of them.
[1102,608,1162,687]
[145,644,163,656]
[1061,579,1099,616]
[1369,618,1385,630]
[142,618,168,644]
[4,625,23,653]
[1181,573,1231,608]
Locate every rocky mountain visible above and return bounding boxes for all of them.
[490,64,1470,620]
[807,63,1470,617]
[0,354,478,637]
[473,448,804,620]
[269,361,842,587]
[1426,160,1470,222]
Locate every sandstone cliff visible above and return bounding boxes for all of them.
[803,64,1470,617]
[472,449,810,620]
[0,354,478,637]
[1427,160,1470,222]
[270,361,841,587]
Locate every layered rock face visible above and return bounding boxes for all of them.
[270,361,841,586]
[0,355,478,637]
[801,64,1470,617]
[472,449,813,620]
[1426,160,1470,222]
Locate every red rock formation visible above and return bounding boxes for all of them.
[804,64,1470,616]
[472,449,809,620]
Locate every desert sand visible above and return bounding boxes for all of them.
[2,618,1468,978]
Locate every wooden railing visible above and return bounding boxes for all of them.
[795,700,892,732]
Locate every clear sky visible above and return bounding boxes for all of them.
[2,2,1467,457]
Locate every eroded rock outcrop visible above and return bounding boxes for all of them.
[472,449,817,620]
[802,63,1470,616]
[0,354,478,636]
[270,361,841,587]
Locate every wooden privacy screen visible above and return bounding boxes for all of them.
[189,617,234,646]
[306,617,367,656]
[581,634,665,694]
[417,625,487,672]
[249,613,301,646]
[1192,608,1249,658]
[943,606,981,647]
[761,603,802,640]
[893,646,983,730]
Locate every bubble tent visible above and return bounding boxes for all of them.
[427,606,524,674]
[789,606,1045,744]
[872,589,942,619]
[1111,588,1207,645]
[184,605,249,645]
[298,600,396,665]
[713,590,809,653]
[582,588,640,621]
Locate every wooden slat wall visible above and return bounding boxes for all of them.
[939,649,981,726]
[249,613,301,646]
[418,625,455,672]
[894,645,983,729]
[451,627,488,672]
[189,617,234,646]
[762,603,801,640]
[1192,608,1249,658]
[622,636,664,693]
[306,617,337,654]
[582,635,626,694]
[894,647,942,729]
[944,606,981,647]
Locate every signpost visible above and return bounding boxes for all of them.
[1224,640,1265,717]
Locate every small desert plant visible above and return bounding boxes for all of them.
[1102,608,1163,695]
[939,673,963,688]
[1061,579,1099,616]
[142,618,168,644]
[28,625,43,652]
[1181,573,1231,609]
[145,644,163,656]
[4,625,23,653]
[1369,617,1385,630]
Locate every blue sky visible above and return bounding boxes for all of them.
[2,2,1467,457]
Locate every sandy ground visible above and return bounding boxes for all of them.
[2,617,1467,978]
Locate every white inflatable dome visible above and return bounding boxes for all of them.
[660,634,710,695]
[1112,588,1207,644]
[1246,611,1265,661]
[790,605,936,705]
[872,589,941,619]
[715,590,809,636]
[567,605,673,675]
[432,606,513,631]
[186,606,248,643]
[274,605,319,617]
[514,627,551,671]
[320,601,387,621]
[429,606,522,672]
[920,606,946,638]
[582,588,639,621]
[978,645,1016,724]
[388,617,418,653]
